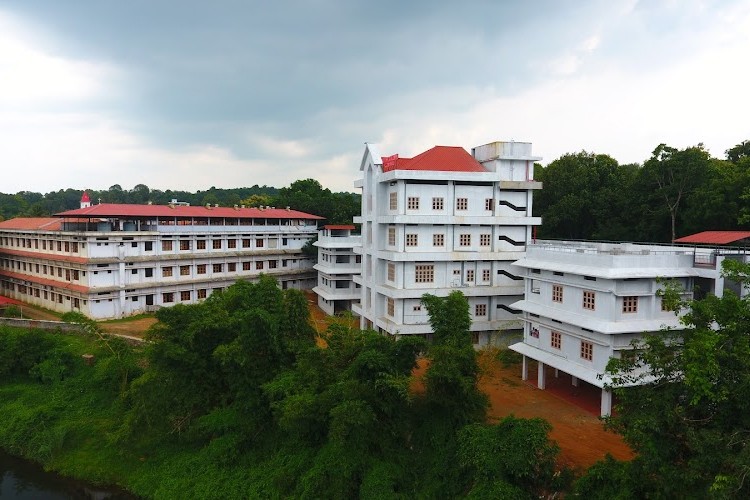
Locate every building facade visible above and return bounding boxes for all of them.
[0,199,322,319]
[352,141,542,346]
[509,239,749,416]
[313,225,362,315]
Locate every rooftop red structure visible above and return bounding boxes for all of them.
[381,146,486,173]
[55,203,323,220]
[674,231,750,245]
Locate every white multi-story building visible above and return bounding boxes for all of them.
[352,141,542,345]
[313,224,362,315]
[509,239,750,416]
[0,197,322,319]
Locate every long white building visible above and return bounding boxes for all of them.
[0,196,322,319]
[313,224,362,315]
[509,239,750,416]
[352,141,542,346]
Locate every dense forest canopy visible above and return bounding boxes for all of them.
[0,179,360,226]
[535,138,750,242]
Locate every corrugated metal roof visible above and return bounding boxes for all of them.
[0,218,63,231]
[674,231,750,244]
[381,146,486,173]
[54,203,324,219]
[324,224,355,230]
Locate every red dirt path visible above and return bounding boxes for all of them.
[412,355,633,471]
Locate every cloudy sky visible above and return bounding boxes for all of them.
[1,0,749,194]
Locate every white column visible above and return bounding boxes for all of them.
[571,376,579,387]
[601,388,612,417]
[521,355,528,381]
[554,368,559,378]
[537,361,546,390]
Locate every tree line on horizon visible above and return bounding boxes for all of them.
[0,179,361,226]
[535,139,750,242]
[2,138,749,240]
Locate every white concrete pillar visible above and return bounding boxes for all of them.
[521,355,528,381]
[601,388,612,417]
[571,376,579,387]
[554,368,559,378]
[537,361,546,390]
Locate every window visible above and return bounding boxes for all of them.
[623,296,638,313]
[387,263,395,282]
[413,305,422,312]
[144,241,153,251]
[456,198,468,210]
[466,269,475,282]
[256,239,264,248]
[485,198,493,211]
[71,242,78,252]
[197,289,207,299]
[459,234,471,246]
[480,234,491,246]
[551,331,561,350]
[180,240,190,251]
[583,291,596,310]
[180,291,191,301]
[162,240,173,251]
[72,270,79,280]
[584,276,597,281]
[268,260,277,269]
[407,197,419,210]
[475,304,487,316]
[552,285,563,303]
[433,233,444,246]
[386,297,394,317]
[581,340,593,361]
[415,264,434,283]
[180,265,190,276]
[197,240,206,250]
[256,261,264,270]
[242,239,251,248]
[163,293,174,303]
[389,192,397,210]
[213,264,223,273]
[432,197,444,210]
[482,269,491,282]
[213,239,222,249]
[242,261,251,271]
[144,268,154,277]
[406,234,418,247]
[162,267,173,277]
[388,226,396,246]
[228,262,237,272]
[197,264,207,274]
[227,239,237,249]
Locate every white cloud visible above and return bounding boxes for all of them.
[0,11,116,107]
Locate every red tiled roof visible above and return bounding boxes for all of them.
[674,231,750,244]
[324,224,355,230]
[0,218,63,231]
[0,248,88,264]
[382,146,486,173]
[55,203,324,220]
[0,270,90,293]
[0,295,24,306]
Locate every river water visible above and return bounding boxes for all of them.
[0,450,137,499]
